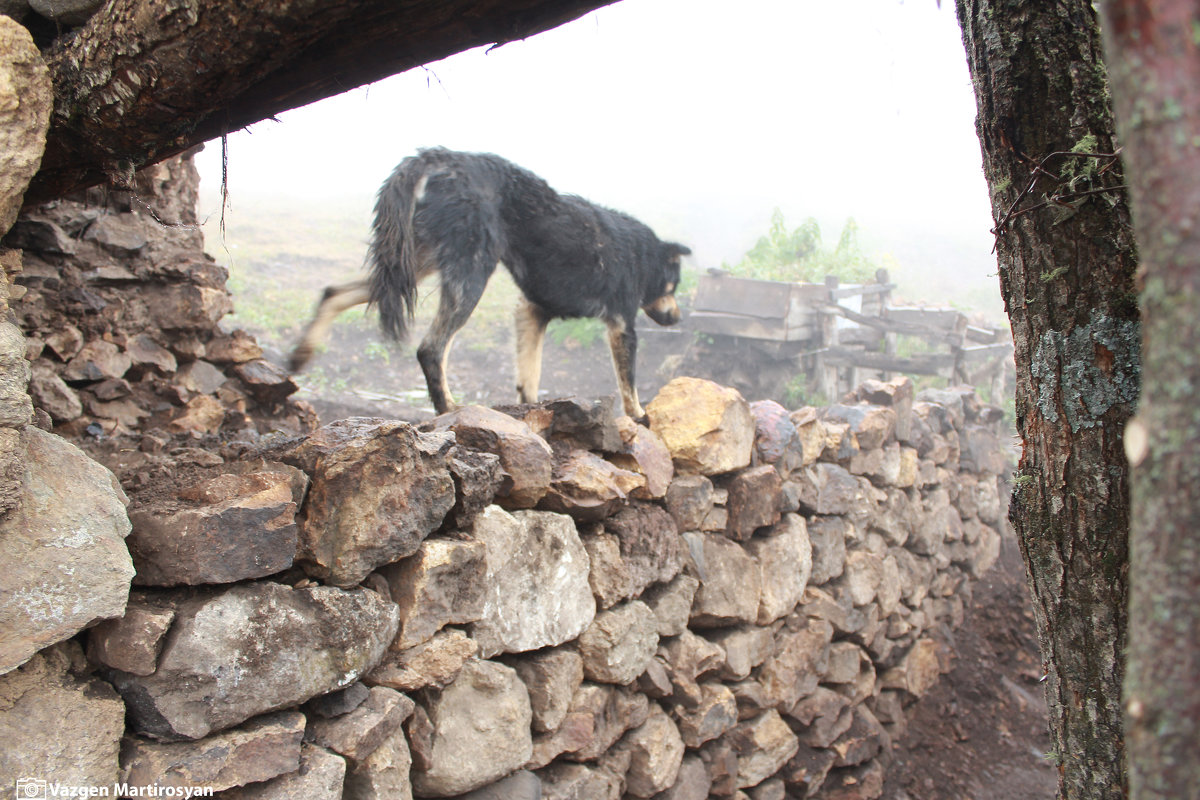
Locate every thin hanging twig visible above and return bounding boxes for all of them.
[991,148,1125,250]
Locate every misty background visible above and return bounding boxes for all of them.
[193,0,1003,322]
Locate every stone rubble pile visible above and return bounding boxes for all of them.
[1,368,1010,800]
[5,152,316,446]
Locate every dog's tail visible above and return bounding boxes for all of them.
[368,158,424,342]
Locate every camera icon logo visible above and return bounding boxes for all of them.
[15,778,47,799]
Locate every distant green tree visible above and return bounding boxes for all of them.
[725,209,877,283]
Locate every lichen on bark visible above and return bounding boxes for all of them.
[1032,312,1140,432]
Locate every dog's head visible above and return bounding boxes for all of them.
[642,242,691,326]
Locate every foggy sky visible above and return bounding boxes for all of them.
[194,0,999,310]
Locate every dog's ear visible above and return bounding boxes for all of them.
[666,243,692,258]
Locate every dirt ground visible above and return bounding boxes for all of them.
[880,528,1057,800]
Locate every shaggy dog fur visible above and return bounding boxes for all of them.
[290,148,690,417]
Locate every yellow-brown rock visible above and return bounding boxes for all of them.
[645,378,753,476]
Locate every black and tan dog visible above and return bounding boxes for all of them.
[289,148,690,418]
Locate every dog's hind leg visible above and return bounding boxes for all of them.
[418,276,490,414]
[605,316,644,419]
[289,280,372,372]
[514,298,550,405]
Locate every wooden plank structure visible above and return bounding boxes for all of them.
[683,268,1013,403]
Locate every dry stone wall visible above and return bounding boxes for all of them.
[7,152,316,445]
[1,366,1011,800]
[0,72,1012,798]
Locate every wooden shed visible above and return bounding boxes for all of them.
[682,268,1012,403]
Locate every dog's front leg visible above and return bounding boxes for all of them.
[515,299,549,404]
[605,317,643,419]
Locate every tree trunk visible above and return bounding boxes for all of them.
[954,2,1140,798]
[1096,3,1200,797]
[27,0,616,205]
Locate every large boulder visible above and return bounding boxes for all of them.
[614,702,685,797]
[469,506,595,657]
[602,502,683,598]
[277,418,456,587]
[0,644,125,788]
[120,711,306,794]
[218,743,347,800]
[724,464,782,540]
[731,709,800,790]
[0,427,133,674]
[608,416,674,499]
[577,600,660,685]
[0,16,52,234]
[683,532,761,628]
[378,538,488,649]
[509,646,585,734]
[540,446,641,521]
[646,378,754,475]
[425,405,553,509]
[410,659,533,797]
[109,582,399,740]
[745,514,812,624]
[125,466,300,586]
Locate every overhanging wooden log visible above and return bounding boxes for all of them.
[27,0,617,205]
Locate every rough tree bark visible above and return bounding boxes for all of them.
[27,0,616,205]
[954,2,1140,798]
[1096,3,1200,798]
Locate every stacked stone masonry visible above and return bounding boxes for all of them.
[2,367,1010,800]
[6,153,316,448]
[0,146,1012,799]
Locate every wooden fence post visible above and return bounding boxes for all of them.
[876,268,898,380]
[819,275,842,400]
